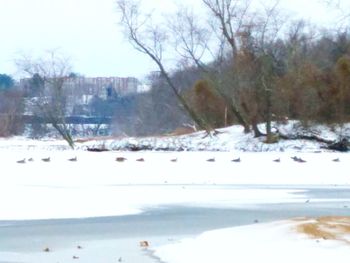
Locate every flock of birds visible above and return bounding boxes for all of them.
[16,155,341,164]
[43,244,83,260]
[42,241,149,261]
[114,156,342,163]
[16,156,77,164]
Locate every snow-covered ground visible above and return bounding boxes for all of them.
[1,149,350,220]
[75,121,350,152]
[154,217,350,263]
[1,122,350,263]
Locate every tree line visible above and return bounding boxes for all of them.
[117,0,350,142]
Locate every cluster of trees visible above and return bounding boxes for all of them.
[116,0,350,142]
[0,74,24,137]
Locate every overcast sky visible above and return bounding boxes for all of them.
[0,0,347,80]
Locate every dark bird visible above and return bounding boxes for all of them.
[43,247,50,252]
[41,157,51,162]
[17,158,26,164]
[291,156,306,163]
[291,156,298,161]
[332,158,340,162]
[305,199,310,203]
[273,158,280,162]
[118,257,123,262]
[72,255,79,259]
[77,245,82,249]
[116,157,127,162]
[28,158,34,162]
[170,158,177,162]
[68,157,77,162]
[231,157,241,162]
[207,158,215,162]
[136,158,145,162]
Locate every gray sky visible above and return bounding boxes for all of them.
[0,0,347,80]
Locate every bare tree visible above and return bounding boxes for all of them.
[321,0,349,28]
[200,0,285,139]
[167,5,251,132]
[16,51,75,148]
[116,0,294,142]
[116,0,210,132]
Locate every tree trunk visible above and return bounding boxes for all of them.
[252,116,264,137]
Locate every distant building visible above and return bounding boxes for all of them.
[20,76,140,99]
[20,76,144,116]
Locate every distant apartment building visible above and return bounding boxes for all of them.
[20,76,142,116]
[20,76,140,99]
[63,76,139,98]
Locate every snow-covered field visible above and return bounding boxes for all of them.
[154,217,350,263]
[1,122,350,263]
[1,149,350,220]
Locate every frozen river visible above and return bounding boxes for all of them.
[0,185,349,263]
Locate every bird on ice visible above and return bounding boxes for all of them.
[291,156,306,163]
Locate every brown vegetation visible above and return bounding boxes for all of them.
[295,216,350,244]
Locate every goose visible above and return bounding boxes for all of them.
[170,158,177,162]
[41,157,51,162]
[116,157,127,162]
[17,158,26,164]
[291,156,306,163]
[206,158,215,162]
[136,158,145,162]
[291,156,299,161]
[68,157,77,162]
[231,157,241,162]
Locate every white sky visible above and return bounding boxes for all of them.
[0,0,348,80]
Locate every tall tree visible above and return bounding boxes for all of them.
[16,51,75,148]
[116,0,210,132]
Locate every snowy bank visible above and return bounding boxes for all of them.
[154,217,350,263]
[76,121,350,152]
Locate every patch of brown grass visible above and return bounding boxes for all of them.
[295,216,350,244]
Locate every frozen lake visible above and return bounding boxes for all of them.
[1,186,349,263]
